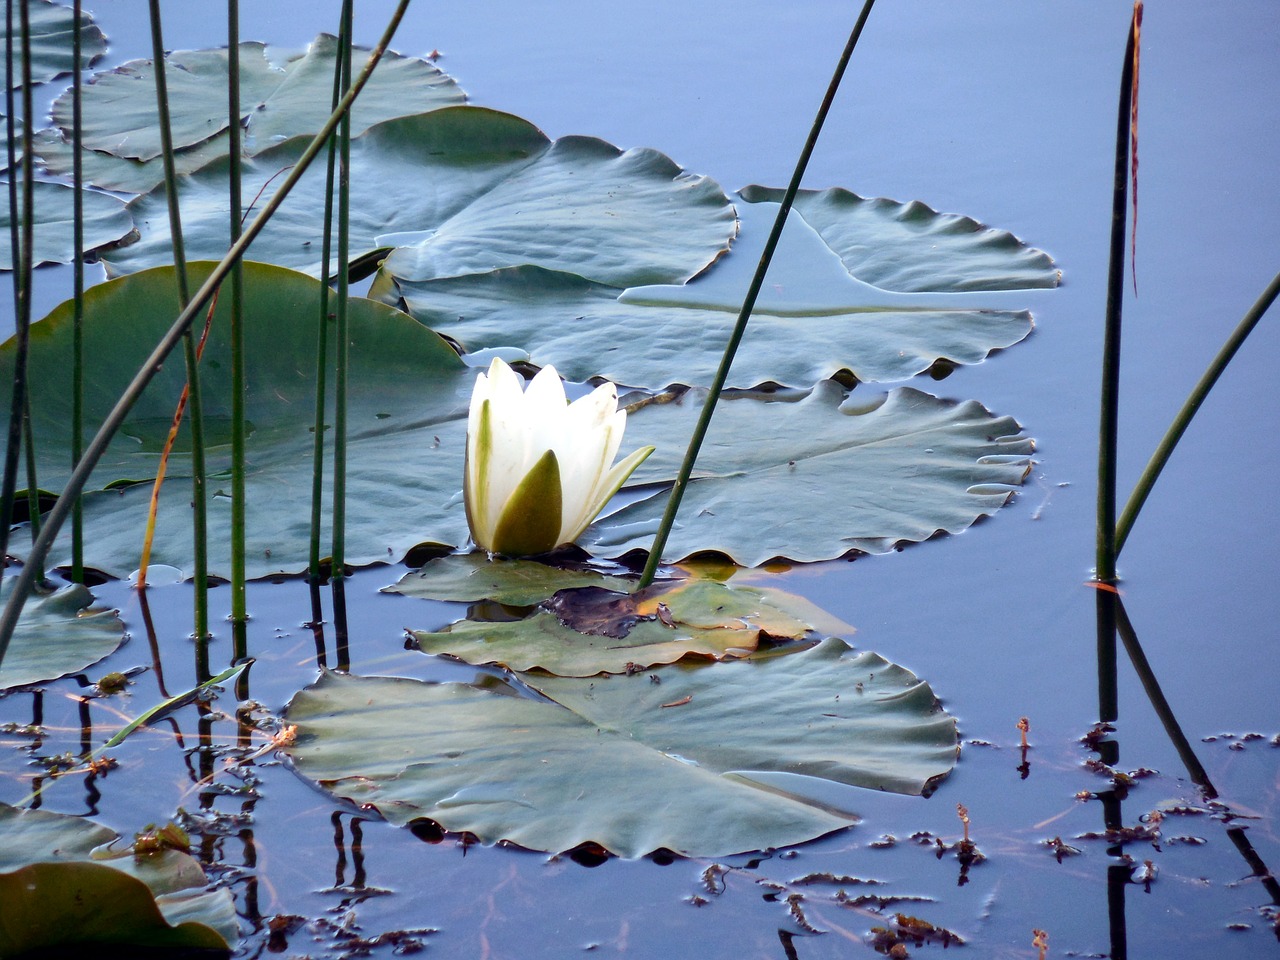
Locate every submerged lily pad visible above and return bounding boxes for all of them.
[0,803,236,955]
[584,382,1034,565]
[389,553,633,605]
[740,185,1060,293]
[1,0,105,89]
[101,106,736,285]
[386,196,1038,390]
[50,35,464,164]
[0,179,133,269]
[284,637,956,858]
[0,580,125,690]
[409,575,821,675]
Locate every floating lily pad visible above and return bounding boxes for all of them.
[389,553,633,605]
[0,179,133,269]
[740,185,1060,293]
[0,803,236,955]
[410,575,822,675]
[1,0,105,89]
[391,265,1033,390]
[583,382,1034,565]
[50,35,464,163]
[101,106,736,284]
[284,637,956,858]
[0,580,125,690]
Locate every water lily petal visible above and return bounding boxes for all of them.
[563,443,655,546]
[490,449,564,557]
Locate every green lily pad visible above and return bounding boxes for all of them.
[284,637,956,858]
[389,553,633,605]
[1,0,105,89]
[49,35,464,164]
[390,263,1033,389]
[740,185,1061,293]
[100,106,736,285]
[3,261,474,579]
[409,576,822,675]
[583,382,1034,566]
[0,179,133,269]
[0,803,236,955]
[0,580,125,690]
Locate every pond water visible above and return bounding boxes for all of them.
[2,1,1279,957]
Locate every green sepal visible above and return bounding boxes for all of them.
[491,449,563,557]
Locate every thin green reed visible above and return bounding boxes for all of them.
[308,14,349,583]
[330,1,355,643]
[0,0,33,573]
[1114,269,1280,555]
[147,0,210,649]
[329,2,354,612]
[1095,6,1138,586]
[70,0,85,583]
[637,0,877,589]
[0,0,414,671]
[228,0,247,628]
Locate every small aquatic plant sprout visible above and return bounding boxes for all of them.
[464,358,654,557]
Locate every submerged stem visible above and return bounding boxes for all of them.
[637,0,877,589]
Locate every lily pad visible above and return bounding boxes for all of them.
[1,0,105,89]
[50,35,464,163]
[3,261,474,579]
[409,576,821,675]
[740,185,1060,293]
[389,553,633,605]
[0,580,125,690]
[0,803,236,955]
[583,382,1034,565]
[284,637,957,858]
[100,106,736,285]
[0,179,133,269]
[390,264,1033,390]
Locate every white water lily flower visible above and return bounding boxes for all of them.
[464,358,655,557]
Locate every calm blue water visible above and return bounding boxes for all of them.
[2,1,1278,957]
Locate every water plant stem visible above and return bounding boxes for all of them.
[148,0,209,643]
[0,0,414,669]
[70,0,85,583]
[228,0,247,626]
[307,16,348,583]
[1114,268,1280,555]
[331,0,353,587]
[1095,5,1138,585]
[0,0,33,574]
[636,0,877,589]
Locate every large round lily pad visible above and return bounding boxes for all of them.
[386,196,1037,389]
[0,580,125,690]
[583,382,1034,565]
[284,637,957,858]
[100,106,736,285]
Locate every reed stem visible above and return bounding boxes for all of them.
[1115,269,1280,555]
[637,0,877,589]
[0,0,415,669]
[1095,6,1139,585]
[227,0,247,624]
[330,0,353,585]
[70,0,85,583]
[147,0,209,642]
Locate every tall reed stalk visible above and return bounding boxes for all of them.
[147,0,210,650]
[0,0,414,669]
[637,0,877,589]
[227,0,247,629]
[70,0,85,583]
